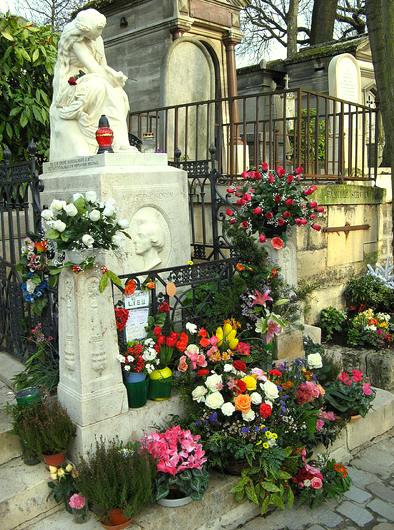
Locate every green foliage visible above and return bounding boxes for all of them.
[319,306,347,342]
[0,14,58,161]
[325,373,375,417]
[231,446,298,514]
[9,398,76,455]
[76,438,156,520]
[155,467,209,501]
[344,274,394,312]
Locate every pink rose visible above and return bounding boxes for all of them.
[68,493,86,510]
[362,382,373,396]
[310,477,323,489]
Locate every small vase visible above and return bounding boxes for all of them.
[158,495,192,508]
[72,507,90,524]
[124,372,148,408]
[15,387,41,408]
[43,452,66,467]
[148,367,172,401]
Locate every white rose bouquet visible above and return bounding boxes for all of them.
[41,192,130,252]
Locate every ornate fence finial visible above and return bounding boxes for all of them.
[174,147,181,166]
[28,139,37,158]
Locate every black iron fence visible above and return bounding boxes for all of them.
[129,88,381,182]
[0,143,57,359]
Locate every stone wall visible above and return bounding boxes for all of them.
[299,183,392,324]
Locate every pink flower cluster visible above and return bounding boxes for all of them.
[316,410,336,432]
[177,346,207,372]
[293,463,324,490]
[68,493,86,510]
[338,369,363,386]
[141,426,207,476]
[296,381,322,405]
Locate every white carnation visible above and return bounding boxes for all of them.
[223,363,235,373]
[205,391,224,410]
[205,373,222,392]
[85,191,97,203]
[250,392,262,405]
[103,205,116,217]
[112,233,123,247]
[82,234,94,248]
[53,220,66,233]
[192,385,207,403]
[123,365,130,372]
[307,353,323,369]
[41,209,54,221]
[261,380,279,401]
[242,409,256,422]
[89,209,101,222]
[64,203,78,217]
[221,402,235,416]
[117,355,126,363]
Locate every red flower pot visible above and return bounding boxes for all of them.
[43,452,66,467]
[101,509,132,529]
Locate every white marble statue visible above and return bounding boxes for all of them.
[50,9,136,161]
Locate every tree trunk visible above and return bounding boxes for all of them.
[365,0,394,260]
[310,0,338,45]
[286,0,300,58]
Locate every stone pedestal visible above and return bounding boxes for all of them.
[41,152,191,274]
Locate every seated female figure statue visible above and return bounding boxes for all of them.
[50,9,136,161]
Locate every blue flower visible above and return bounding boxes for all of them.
[208,412,218,424]
[241,426,250,434]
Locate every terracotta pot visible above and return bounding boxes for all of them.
[100,520,132,530]
[43,452,66,467]
[109,509,129,525]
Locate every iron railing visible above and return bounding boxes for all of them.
[129,88,381,182]
[0,143,57,358]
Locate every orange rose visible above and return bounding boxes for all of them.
[235,263,245,272]
[234,394,252,414]
[124,279,136,295]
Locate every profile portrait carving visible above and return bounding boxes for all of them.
[131,207,170,271]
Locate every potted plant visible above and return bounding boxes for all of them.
[117,338,159,408]
[325,370,376,420]
[141,426,209,507]
[5,402,41,465]
[225,164,325,248]
[15,398,76,465]
[148,310,189,400]
[68,493,90,524]
[76,437,156,529]
[48,463,78,512]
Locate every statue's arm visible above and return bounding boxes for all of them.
[72,41,127,87]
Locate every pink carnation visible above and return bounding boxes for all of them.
[316,419,325,432]
[68,493,86,510]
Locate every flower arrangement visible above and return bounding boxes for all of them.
[117,338,159,375]
[325,369,376,417]
[141,426,209,502]
[68,493,90,524]
[47,463,78,512]
[294,455,351,507]
[41,192,130,252]
[225,163,325,248]
[347,309,393,348]
[152,313,189,368]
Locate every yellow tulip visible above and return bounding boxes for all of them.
[228,338,239,350]
[48,465,58,474]
[216,327,224,345]
[242,375,257,391]
[226,329,237,342]
[223,322,233,337]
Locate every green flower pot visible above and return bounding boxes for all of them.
[15,387,41,408]
[148,368,172,401]
[124,373,148,408]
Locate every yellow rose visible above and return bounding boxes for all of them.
[242,375,257,391]
[65,463,73,473]
[48,465,58,474]
[49,473,58,481]
[57,468,65,478]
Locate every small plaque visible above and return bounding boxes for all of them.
[124,290,150,309]
[124,289,150,342]
[166,282,177,297]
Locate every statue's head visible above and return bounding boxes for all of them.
[74,9,106,40]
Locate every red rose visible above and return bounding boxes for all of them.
[316,206,325,213]
[236,342,251,356]
[197,369,209,376]
[312,223,321,231]
[267,173,275,184]
[258,233,266,243]
[282,211,291,219]
[134,357,145,372]
[199,328,208,337]
[309,201,318,208]
[253,206,262,215]
[159,301,170,313]
[166,335,177,347]
[276,166,286,177]
[68,76,77,85]
[286,174,294,184]
[265,212,274,220]
[235,380,247,394]
[271,237,284,250]
[229,218,236,224]
[285,198,294,206]
[309,213,316,220]
[277,218,285,226]
[259,403,272,418]
[269,369,282,377]
[261,162,269,171]
[114,307,129,331]
[274,194,282,203]
[241,220,249,229]
[233,360,247,372]
[226,208,234,216]
[295,166,304,175]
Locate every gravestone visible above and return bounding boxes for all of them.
[328,53,363,173]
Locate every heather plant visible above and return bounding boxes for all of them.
[76,437,156,520]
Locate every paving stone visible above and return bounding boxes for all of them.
[307,526,325,530]
[367,482,394,504]
[367,498,394,522]
[347,467,377,488]
[344,484,372,504]
[351,448,394,479]
[372,524,394,530]
[336,501,374,527]
[315,508,344,528]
